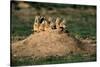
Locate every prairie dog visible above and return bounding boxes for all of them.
[57,27,64,33]
[59,19,66,29]
[33,16,66,33]
[39,20,45,31]
[33,15,41,32]
[50,22,56,29]
[55,17,62,29]
[33,22,40,32]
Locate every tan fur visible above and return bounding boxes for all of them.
[33,16,66,33]
[45,16,55,31]
[59,19,66,28]
[57,27,64,34]
[44,20,50,31]
[33,22,40,32]
[55,17,62,29]
[50,22,56,29]
[56,18,66,33]
[33,16,41,32]
[48,16,52,22]
[39,20,45,31]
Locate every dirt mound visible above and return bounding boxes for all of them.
[12,30,81,59]
[12,30,95,59]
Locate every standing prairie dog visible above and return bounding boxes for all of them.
[39,20,45,31]
[55,17,62,29]
[45,16,56,31]
[44,20,51,31]
[33,15,41,32]
[33,22,40,32]
[57,20,65,33]
[56,17,66,32]
[59,19,66,29]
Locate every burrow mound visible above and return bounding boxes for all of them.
[11,30,94,59]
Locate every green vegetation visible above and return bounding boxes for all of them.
[11,53,96,66]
